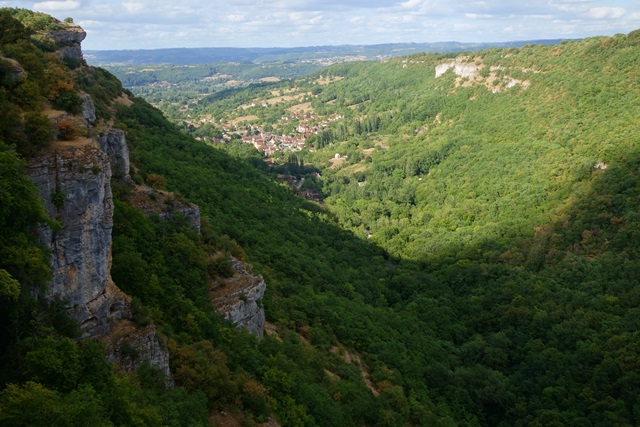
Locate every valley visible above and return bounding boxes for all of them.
[2,7,640,427]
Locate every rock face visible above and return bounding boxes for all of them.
[211,257,266,338]
[79,91,96,125]
[27,146,118,334]
[26,142,173,379]
[96,129,130,179]
[435,57,530,93]
[25,20,173,384]
[1,56,26,80]
[128,185,201,232]
[157,200,201,233]
[106,320,173,385]
[47,23,86,61]
[435,59,481,79]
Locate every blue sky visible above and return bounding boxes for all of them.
[3,0,640,50]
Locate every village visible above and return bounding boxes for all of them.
[232,112,343,155]
[194,111,344,156]
[190,110,343,202]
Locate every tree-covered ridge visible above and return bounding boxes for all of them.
[176,31,640,264]
[118,31,640,426]
[313,32,640,266]
[0,8,444,426]
[120,29,640,425]
[88,40,567,66]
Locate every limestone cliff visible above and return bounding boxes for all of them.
[128,185,202,232]
[47,22,86,62]
[0,55,26,80]
[22,18,173,382]
[26,145,125,336]
[210,257,266,338]
[434,56,530,93]
[27,138,174,380]
[106,320,173,384]
[96,129,130,180]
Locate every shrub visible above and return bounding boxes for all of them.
[146,173,165,189]
[208,254,234,279]
[23,111,53,155]
[54,118,77,140]
[51,188,65,207]
[53,89,82,114]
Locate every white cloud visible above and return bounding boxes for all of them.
[464,13,493,20]
[122,2,144,14]
[32,0,80,11]
[3,0,639,49]
[226,14,246,23]
[587,7,625,19]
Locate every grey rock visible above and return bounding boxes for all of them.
[27,146,116,335]
[157,203,201,233]
[107,322,174,386]
[27,143,173,383]
[131,185,202,232]
[47,24,87,45]
[47,24,86,61]
[211,258,266,338]
[1,56,26,80]
[96,129,130,180]
[79,91,96,125]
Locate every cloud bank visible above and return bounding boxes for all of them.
[3,0,639,49]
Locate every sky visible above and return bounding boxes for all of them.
[2,0,640,50]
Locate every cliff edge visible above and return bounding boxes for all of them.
[23,19,173,382]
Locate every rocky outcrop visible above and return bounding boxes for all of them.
[435,59,481,79]
[96,129,130,179]
[211,257,266,338]
[25,19,173,385]
[0,56,26,80]
[47,23,86,61]
[26,145,123,335]
[27,143,173,378]
[158,201,201,233]
[128,185,201,232]
[107,320,173,385]
[435,57,530,93]
[79,91,96,125]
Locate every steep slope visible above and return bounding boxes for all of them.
[4,7,640,426]
[304,34,640,265]
[129,29,640,426]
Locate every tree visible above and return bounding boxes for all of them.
[23,112,53,155]
[0,10,30,46]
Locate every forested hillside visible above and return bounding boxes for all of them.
[2,6,640,426]
[133,29,640,425]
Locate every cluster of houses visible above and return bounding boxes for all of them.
[240,133,307,156]
[226,113,344,156]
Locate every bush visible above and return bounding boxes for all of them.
[146,173,165,189]
[22,111,53,155]
[51,188,65,207]
[53,90,82,114]
[54,118,77,140]
[208,254,234,279]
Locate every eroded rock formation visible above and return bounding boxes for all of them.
[47,23,86,61]
[96,129,130,180]
[211,257,266,338]
[27,140,174,379]
[23,19,172,381]
[27,146,122,335]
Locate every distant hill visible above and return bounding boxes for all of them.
[85,40,568,65]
